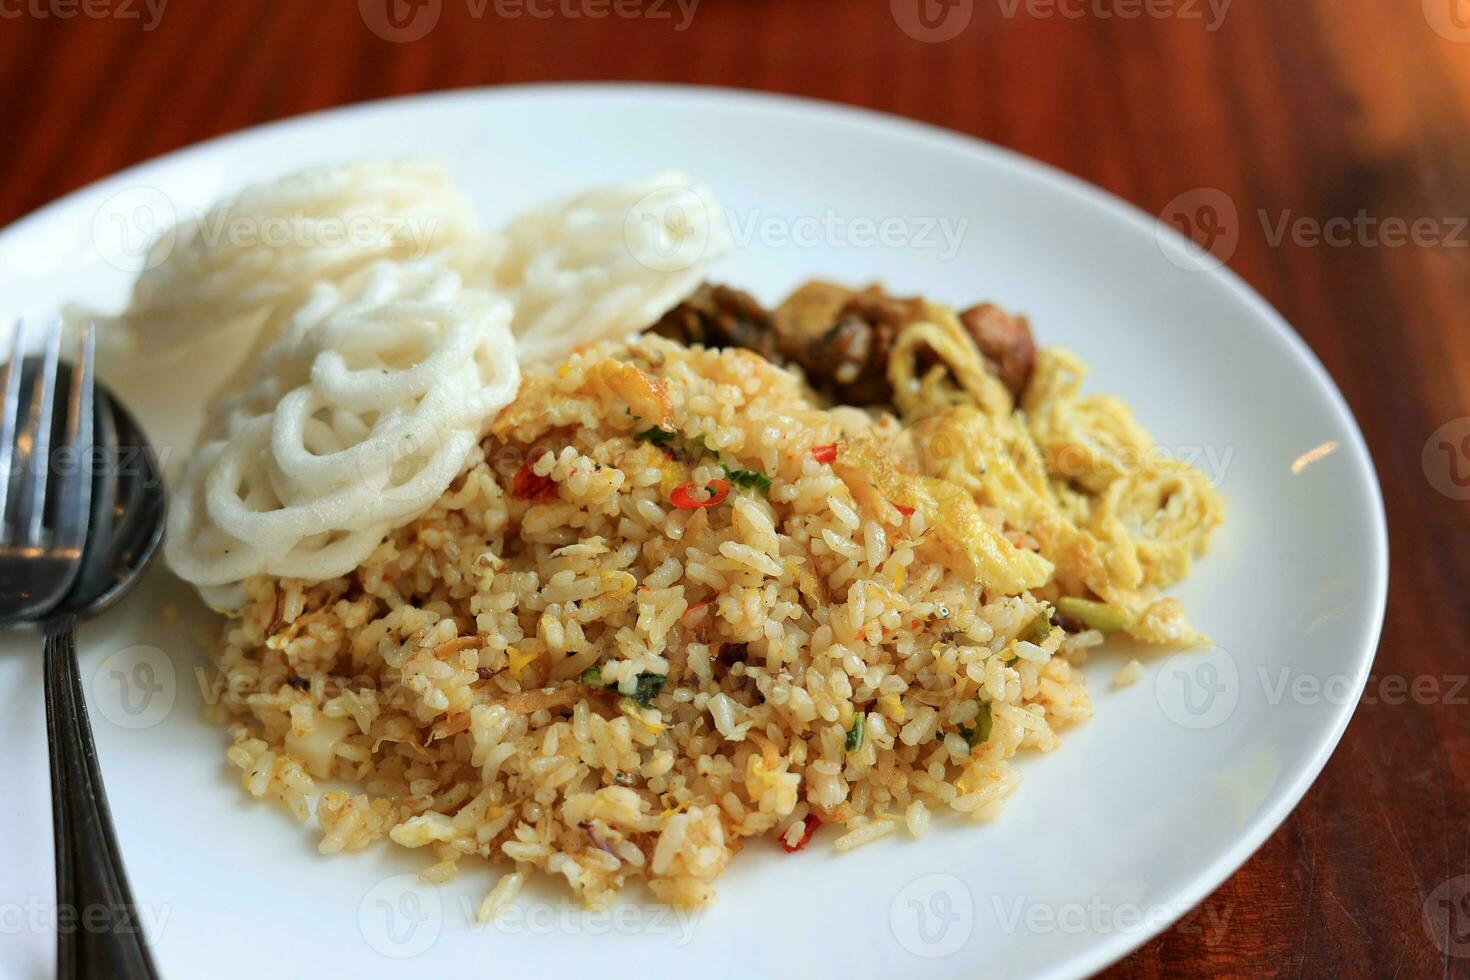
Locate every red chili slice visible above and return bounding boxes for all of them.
[670,478,730,510]
[512,457,559,501]
[811,443,839,464]
[781,815,821,853]
[894,503,915,516]
[679,599,711,628]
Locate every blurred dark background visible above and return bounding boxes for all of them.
[3,1,1466,975]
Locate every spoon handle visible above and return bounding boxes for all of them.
[43,615,162,979]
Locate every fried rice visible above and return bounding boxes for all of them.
[208,333,1102,910]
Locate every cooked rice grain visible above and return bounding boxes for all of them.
[207,335,1093,907]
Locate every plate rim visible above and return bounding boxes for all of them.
[0,82,1390,980]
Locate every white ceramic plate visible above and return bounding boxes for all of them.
[0,85,1387,980]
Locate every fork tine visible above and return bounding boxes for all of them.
[0,319,25,540]
[52,323,95,557]
[19,317,64,544]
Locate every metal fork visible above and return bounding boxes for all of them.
[0,317,93,622]
[0,318,158,978]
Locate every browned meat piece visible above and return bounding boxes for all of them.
[649,280,1033,408]
[767,281,857,342]
[650,283,783,361]
[957,303,1037,399]
[773,282,925,405]
[1050,608,1088,634]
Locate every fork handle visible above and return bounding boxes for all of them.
[44,615,162,980]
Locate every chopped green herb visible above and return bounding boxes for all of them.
[845,713,866,752]
[1054,596,1130,634]
[970,700,993,746]
[634,426,772,495]
[627,672,667,708]
[581,665,666,708]
[725,468,772,496]
[957,701,994,751]
[634,427,719,467]
[634,426,677,446]
[1023,602,1055,644]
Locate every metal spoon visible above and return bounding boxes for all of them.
[44,371,165,980]
[65,380,165,616]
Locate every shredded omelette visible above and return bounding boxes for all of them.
[884,303,1225,645]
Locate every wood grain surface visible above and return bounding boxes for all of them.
[2,1,1465,976]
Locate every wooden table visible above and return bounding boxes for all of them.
[2,1,1463,975]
